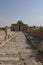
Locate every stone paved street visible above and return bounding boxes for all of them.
[0,32,42,65]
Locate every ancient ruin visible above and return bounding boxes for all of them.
[0,21,43,65]
[11,20,28,32]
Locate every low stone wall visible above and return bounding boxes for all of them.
[0,27,14,40]
[0,32,15,48]
[0,27,16,48]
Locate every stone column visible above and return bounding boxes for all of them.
[4,28,7,40]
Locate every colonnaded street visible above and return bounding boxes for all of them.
[0,32,42,65]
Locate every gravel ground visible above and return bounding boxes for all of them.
[0,31,42,65]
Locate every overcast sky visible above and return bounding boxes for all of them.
[0,0,43,27]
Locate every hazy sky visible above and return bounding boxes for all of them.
[0,0,43,27]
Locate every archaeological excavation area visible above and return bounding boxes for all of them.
[0,21,43,65]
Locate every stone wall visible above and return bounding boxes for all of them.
[0,27,13,41]
[11,24,19,31]
[11,23,28,32]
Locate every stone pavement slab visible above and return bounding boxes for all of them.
[0,32,42,65]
